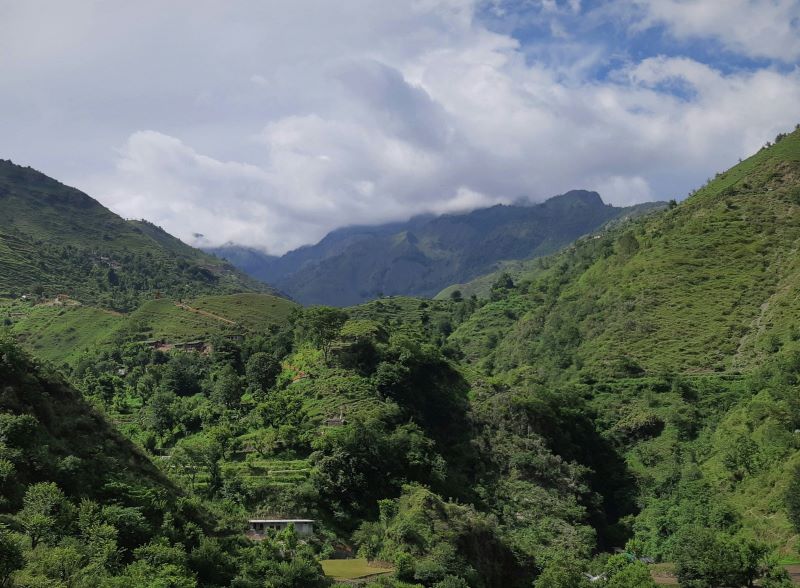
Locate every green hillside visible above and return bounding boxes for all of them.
[1,292,296,366]
[454,128,800,377]
[0,337,331,586]
[4,131,800,586]
[0,160,270,311]
[445,127,800,564]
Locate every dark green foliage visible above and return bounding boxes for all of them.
[0,526,23,587]
[0,159,271,311]
[786,463,800,533]
[245,351,281,396]
[672,528,787,588]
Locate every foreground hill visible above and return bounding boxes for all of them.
[0,160,271,310]
[447,126,800,560]
[210,191,664,306]
[454,128,800,377]
[0,337,330,586]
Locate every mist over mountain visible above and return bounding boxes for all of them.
[209,190,664,306]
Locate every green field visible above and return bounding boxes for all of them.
[320,559,393,580]
[2,292,297,365]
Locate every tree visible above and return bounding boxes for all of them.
[673,528,781,588]
[533,555,590,588]
[248,427,280,457]
[0,527,23,587]
[295,306,348,362]
[16,482,69,548]
[603,555,656,588]
[490,273,515,301]
[786,463,800,532]
[246,352,280,396]
[211,365,243,409]
[617,232,640,256]
[171,435,223,494]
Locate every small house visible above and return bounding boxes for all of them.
[247,519,314,537]
[324,408,347,427]
[174,340,208,352]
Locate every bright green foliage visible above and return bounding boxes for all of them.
[602,555,655,588]
[354,485,533,587]
[5,128,800,585]
[295,305,349,362]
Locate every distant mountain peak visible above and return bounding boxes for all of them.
[208,189,662,306]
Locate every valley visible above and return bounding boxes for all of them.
[2,129,800,587]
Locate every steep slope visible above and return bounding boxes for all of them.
[0,159,271,310]
[465,130,800,376]
[448,126,800,557]
[210,191,664,306]
[0,335,184,522]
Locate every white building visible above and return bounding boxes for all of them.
[247,519,315,536]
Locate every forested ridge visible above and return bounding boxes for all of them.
[3,128,800,587]
[208,191,663,307]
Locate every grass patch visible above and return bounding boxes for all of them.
[320,559,393,580]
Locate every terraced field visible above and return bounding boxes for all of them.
[1,292,297,366]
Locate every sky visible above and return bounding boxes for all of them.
[1,0,800,254]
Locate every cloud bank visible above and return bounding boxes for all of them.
[1,0,799,253]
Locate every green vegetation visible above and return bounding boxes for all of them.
[1,292,296,367]
[0,159,270,311]
[0,336,331,586]
[4,127,800,586]
[210,191,664,306]
[320,558,393,579]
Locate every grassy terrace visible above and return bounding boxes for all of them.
[320,559,394,580]
[1,292,296,366]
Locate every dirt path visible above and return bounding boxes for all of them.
[786,564,800,584]
[175,302,237,325]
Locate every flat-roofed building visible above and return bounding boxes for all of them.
[247,519,314,537]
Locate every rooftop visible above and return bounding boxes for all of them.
[248,519,314,524]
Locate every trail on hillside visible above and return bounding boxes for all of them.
[175,302,237,325]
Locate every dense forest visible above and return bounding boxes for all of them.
[2,128,800,587]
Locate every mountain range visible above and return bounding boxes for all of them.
[208,191,665,306]
[2,127,800,586]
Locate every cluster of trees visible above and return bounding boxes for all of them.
[7,279,800,587]
[0,335,329,587]
[0,483,327,587]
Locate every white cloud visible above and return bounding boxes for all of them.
[624,0,800,62]
[2,1,800,254]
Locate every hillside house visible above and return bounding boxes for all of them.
[174,340,208,352]
[324,408,347,427]
[247,519,314,537]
